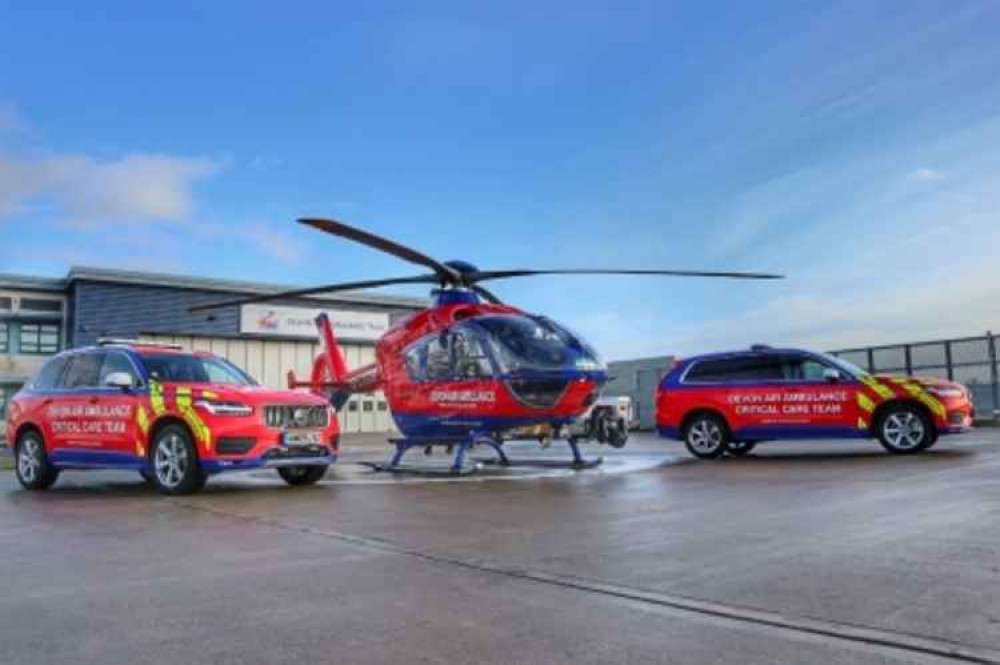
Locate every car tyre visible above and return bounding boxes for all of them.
[151,424,206,495]
[683,414,729,459]
[876,404,933,455]
[15,431,60,491]
[726,441,756,457]
[278,465,328,486]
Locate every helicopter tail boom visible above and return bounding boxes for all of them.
[286,314,381,407]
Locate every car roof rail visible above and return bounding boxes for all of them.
[97,338,184,350]
[750,343,773,352]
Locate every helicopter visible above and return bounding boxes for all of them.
[191,218,782,474]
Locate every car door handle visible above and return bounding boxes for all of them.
[89,396,100,404]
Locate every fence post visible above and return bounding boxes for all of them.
[867,348,875,373]
[945,341,954,381]
[904,345,913,376]
[988,331,999,418]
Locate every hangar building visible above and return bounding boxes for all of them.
[605,356,675,430]
[0,267,426,434]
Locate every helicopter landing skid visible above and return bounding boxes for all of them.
[479,438,603,470]
[369,434,510,475]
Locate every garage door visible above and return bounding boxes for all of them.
[138,334,395,433]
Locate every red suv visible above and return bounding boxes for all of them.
[657,346,974,459]
[5,340,339,494]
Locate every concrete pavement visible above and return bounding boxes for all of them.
[1,431,998,664]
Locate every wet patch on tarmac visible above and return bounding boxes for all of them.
[227,447,685,486]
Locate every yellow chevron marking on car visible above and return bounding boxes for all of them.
[136,405,150,436]
[860,376,895,401]
[898,382,947,419]
[201,390,218,400]
[174,386,212,452]
[149,380,166,415]
[856,392,876,414]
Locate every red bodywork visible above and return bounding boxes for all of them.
[656,350,975,443]
[294,301,606,439]
[6,345,339,474]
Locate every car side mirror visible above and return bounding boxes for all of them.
[823,368,842,383]
[104,372,134,389]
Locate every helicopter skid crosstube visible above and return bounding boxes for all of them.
[367,433,603,475]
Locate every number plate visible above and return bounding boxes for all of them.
[282,431,323,447]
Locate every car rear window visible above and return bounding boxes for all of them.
[684,355,783,383]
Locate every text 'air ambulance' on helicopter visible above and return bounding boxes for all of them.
[192,219,782,473]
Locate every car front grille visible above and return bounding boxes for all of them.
[263,405,329,429]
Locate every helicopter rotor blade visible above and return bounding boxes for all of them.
[299,218,460,283]
[470,284,503,304]
[187,274,439,313]
[469,269,784,282]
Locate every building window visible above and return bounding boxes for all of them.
[0,297,12,311]
[377,401,388,412]
[19,298,62,313]
[362,401,374,412]
[0,322,8,353]
[19,323,61,354]
[0,384,17,420]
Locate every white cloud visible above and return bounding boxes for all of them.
[906,168,945,183]
[242,223,307,264]
[581,252,1000,362]
[0,151,220,224]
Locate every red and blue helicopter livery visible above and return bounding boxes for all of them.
[192,219,782,473]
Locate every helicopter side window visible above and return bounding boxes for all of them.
[425,336,452,381]
[404,344,424,381]
[453,333,492,380]
[403,328,496,382]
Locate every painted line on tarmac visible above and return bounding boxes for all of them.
[179,502,1000,665]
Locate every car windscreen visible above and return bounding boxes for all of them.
[141,354,257,385]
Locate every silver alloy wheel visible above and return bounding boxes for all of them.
[883,411,925,450]
[689,419,723,454]
[154,433,189,489]
[17,438,41,484]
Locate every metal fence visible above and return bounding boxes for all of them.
[830,331,999,419]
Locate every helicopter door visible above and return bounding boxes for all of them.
[406,328,501,424]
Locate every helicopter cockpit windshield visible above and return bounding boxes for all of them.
[472,314,604,375]
[402,314,604,384]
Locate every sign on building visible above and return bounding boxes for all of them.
[240,304,389,341]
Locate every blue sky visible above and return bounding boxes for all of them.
[2,1,999,359]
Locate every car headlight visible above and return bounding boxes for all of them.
[194,400,254,416]
[927,387,964,399]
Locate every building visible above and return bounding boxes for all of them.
[605,355,675,430]
[0,267,427,433]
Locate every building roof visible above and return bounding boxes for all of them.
[0,273,67,293]
[63,266,429,309]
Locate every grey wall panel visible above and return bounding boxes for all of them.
[71,279,419,348]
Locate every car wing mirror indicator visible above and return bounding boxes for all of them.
[104,372,135,389]
[823,368,842,383]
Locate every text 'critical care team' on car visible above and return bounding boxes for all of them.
[657,346,974,459]
[4,340,339,494]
